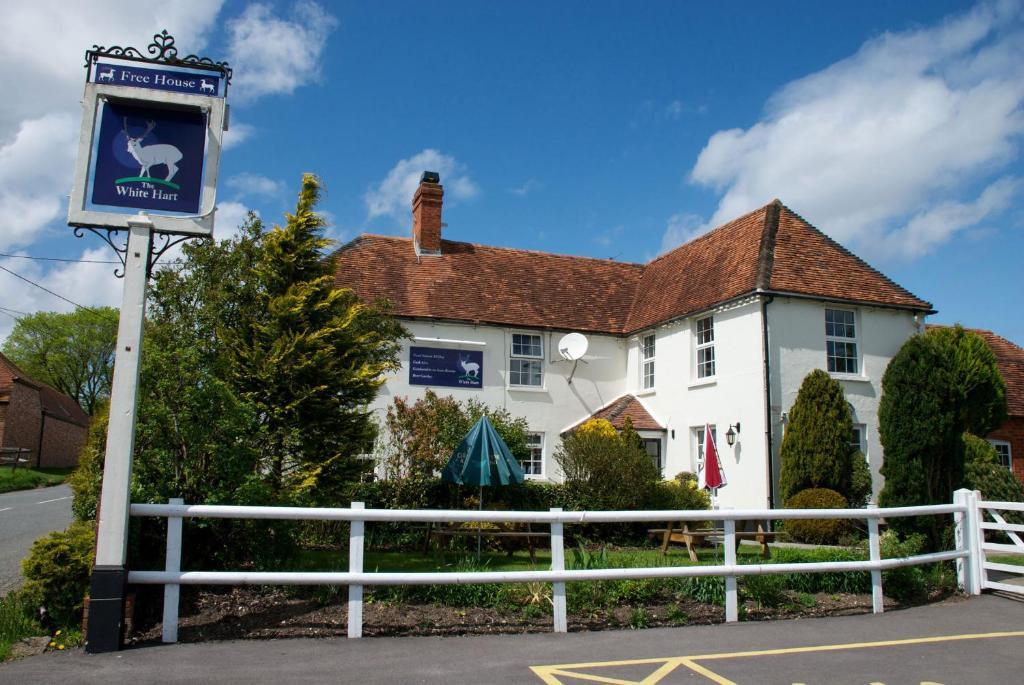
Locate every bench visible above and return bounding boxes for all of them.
[649,521,781,561]
[424,522,550,563]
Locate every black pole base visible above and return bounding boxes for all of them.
[85,566,127,653]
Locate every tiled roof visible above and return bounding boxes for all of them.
[564,394,665,433]
[332,200,933,335]
[0,352,89,426]
[331,236,643,334]
[929,327,1024,418]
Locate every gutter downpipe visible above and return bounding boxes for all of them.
[760,293,775,511]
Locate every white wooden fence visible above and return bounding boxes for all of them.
[127,489,999,643]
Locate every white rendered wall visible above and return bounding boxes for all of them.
[624,298,772,510]
[766,298,920,504]
[370,320,627,481]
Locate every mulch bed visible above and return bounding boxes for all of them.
[130,587,961,645]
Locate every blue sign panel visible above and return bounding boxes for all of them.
[92,63,222,97]
[90,101,206,214]
[409,347,483,389]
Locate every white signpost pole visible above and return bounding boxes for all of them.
[87,216,152,653]
[71,31,230,653]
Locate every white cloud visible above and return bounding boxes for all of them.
[215,201,257,242]
[227,2,337,102]
[226,173,284,198]
[661,212,706,253]
[0,247,122,341]
[0,113,79,250]
[508,178,541,197]
[365,149,480,220]
[674,1,1024,258]
[223,122,256,150]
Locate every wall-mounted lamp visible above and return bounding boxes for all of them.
[725,422,741,447]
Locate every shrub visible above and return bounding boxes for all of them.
[963,433,1024,527]
[742,574,787,608]
[20,521,95,626]
[877,531,927,603]
[779,370,855,502]
[879,326,1007,548]
[554,418,660,511]
[849,452,873,508]
[783,488,852,545]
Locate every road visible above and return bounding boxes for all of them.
[1,594,1021,684]
[0,484,73,596]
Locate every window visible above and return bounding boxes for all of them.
[693,425,717,468]
[850,425,866,457]
[522,433,544,476]
[641,334,656,390]
[642,438,662,474]
[509,333,543,386]
[825,308,858,374]
[989,440,1012,471]
[695,316,715,379]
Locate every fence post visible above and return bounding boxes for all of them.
[954,489,983,595]
[161,497,183,643]
[550,507,567,633]
[348,502,365,638]
[866,503,883,614]
[724,516,737,622]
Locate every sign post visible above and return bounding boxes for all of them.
[68,31,230,653]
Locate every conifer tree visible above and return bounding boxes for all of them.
[779,369,854,502]
[227,174,405,498]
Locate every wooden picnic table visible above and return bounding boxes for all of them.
[423,521,550,563]
[649,521,780,562]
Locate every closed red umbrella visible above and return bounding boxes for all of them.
[699,423,727,493]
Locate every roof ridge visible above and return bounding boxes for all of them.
[348,233,646,269]
[755,199,782,290]
[775,204,933,310]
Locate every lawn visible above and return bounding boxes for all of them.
[0,467,73,494]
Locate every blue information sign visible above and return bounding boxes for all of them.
[409,347,483,389]
[90,101,206,214]
[92,63,222,97]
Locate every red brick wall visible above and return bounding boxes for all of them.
[39,414,87,468]
[987,416,1024,485]
[1,382,42,463]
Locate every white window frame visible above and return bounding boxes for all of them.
[695,316,715,380]
[641,333,656,391]
[692,425,717,472]
[851,423,868,463]
[523,432,545,477]
[825,307,859,375]
[509,332,544,388]
[988,439,1012,471]
[641,436,663,475]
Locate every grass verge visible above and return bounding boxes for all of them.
[0,592,43,661]
[0,467,73,494]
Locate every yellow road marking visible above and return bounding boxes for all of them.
[530,630,1024,685]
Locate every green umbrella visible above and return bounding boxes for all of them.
[441,416,526,558]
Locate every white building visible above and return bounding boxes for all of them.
[332,173,933,509]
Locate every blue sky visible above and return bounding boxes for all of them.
[1,1,1022,343]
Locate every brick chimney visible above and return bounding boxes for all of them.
[412,171,443,255]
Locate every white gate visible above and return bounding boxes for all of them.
[977,499,1024,595]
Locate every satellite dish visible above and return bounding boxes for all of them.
[558,332,589,361]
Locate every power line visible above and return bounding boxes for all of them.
[0,251,121,264]
[0,305,29,316]
[0,264,93,311]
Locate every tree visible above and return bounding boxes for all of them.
[2,307,118,414]
[878,326,1007,544]
[382,389,530,481]
[779,369,855,502]
[225,174,406,499]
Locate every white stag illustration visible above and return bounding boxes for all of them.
[199,78,215,94]
[459,355,480,379]
[98,68,115,82]
[122,118,183,182]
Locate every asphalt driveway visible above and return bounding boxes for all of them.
[1,594,1020,684]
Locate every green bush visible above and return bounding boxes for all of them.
[779,370,855,502]
[783,488,852,545]
[877,531,927,603]
[742,574,787,608]
[849,452,873,508]
[963,433,1024,527]
[20,521,95,626]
